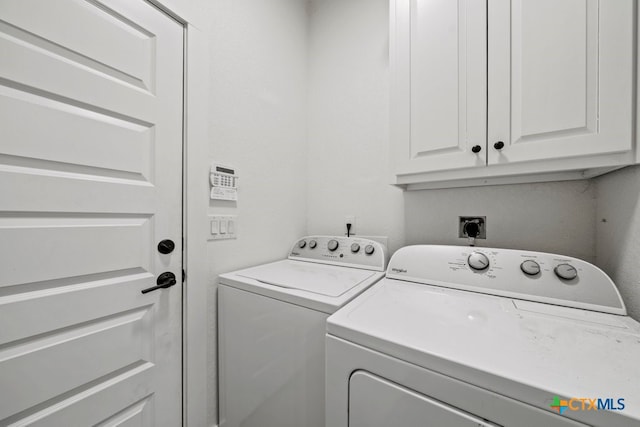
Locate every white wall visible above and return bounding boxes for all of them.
[596,165,640,320]
[307,0,405,252]
[305,0,597,262]
[404,181,597,262]
[206,1,309,424]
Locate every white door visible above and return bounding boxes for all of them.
[0,0,183,425]
[391,0,487,176]
[488,0,635,165]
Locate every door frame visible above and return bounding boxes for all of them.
[144,1,210,426]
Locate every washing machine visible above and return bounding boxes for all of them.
[326,245,640,427]
[218,235,387,427]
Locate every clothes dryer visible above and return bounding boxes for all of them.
[327,245,640,427]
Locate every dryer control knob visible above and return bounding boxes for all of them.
[298,240,306,249]
[468,252,490,271]
[554,263,578,281]
[520,260,540,276]
[364,245,375,255]
[351,243,360,253]
[328,239,339,252]
[309,240,317,249]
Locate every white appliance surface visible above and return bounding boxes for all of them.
[348,371,499,427]
[218,236,387,427]
[219,285,329,427]
[326,245,640,427]
[219,236,387,313]
[237,260,377,297]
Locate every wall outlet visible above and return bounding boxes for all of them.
[345,215,356,236]
[458,216,486,239]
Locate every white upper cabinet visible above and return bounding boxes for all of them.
[391,0,488,175]
[391,0,637,189]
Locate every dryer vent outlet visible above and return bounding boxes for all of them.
[459,216,486,239]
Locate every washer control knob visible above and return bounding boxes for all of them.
[327,239,339,252]
[351,243,360,253]
[554,263,578,281]
[364,245,375,255]
[520,260,540,276]
[309,240,317,249]
[467,252,490,271]
[298,240,306,249]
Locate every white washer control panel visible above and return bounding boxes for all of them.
[289,236,388,271]
[387,245,626,315]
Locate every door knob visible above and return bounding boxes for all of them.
[141,272,177,294]
[157,239,175,254]
[471,145,482,153]
[494,141,505,150]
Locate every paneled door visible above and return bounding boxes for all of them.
[0,0,184,425]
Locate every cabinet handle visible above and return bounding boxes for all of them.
[494,141,505,150]
[471,145,482,153]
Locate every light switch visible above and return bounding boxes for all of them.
[208,215,237,240]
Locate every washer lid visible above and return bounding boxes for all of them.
[236,260,377,297]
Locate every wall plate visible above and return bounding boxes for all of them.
[208,215,237,240]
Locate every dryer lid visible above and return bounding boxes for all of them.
[236,259,377,297]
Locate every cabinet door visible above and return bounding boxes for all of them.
[488,0,634,166]
[391,0,487,176]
